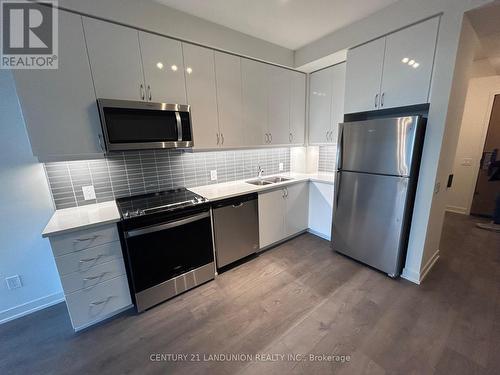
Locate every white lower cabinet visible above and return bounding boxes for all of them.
[308,182,334,240]
[48,224,132,331]
[258,182,309,248]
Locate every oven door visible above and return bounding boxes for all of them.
[123,210,214,300]
[98,99,193,151]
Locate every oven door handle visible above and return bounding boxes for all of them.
[124,211,209,238]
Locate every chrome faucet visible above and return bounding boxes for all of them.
[257,166,264,178]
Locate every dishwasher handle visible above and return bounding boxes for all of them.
[212,193,258,209]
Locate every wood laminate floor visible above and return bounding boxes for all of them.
[1,212,499,375]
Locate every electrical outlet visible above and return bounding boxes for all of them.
[279,162,284,172]
[82,185,96,200]
[210,170,217,181]
[5,275,22,290]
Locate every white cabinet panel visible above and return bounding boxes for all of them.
[344,38,385,114]
[13,11,102,161]
[285,183,309,237]
[139,32,187,104]
[308,182,334,240]
[258,189,285,248]
[241,58,268,146]
[330,63,346,144]
[65,275,131,330]
[83,17,145,101]
[290,71,306,145]
[380,17,439,109]
[214,52,245,147]
[268,65,291,145]
[309,67,333,144]
[183,43,220,149]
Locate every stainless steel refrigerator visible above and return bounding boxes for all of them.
[331,116,426,277]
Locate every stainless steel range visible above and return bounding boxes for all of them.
[116,188,214,312]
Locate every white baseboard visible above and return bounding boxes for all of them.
[419,249,440,283]
[446,206,467,214]
[401,249,440,285]
[0,292,65,325]
[307,228,331,241]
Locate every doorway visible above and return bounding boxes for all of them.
[470,94,500,217]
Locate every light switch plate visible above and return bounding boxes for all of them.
[5,275,22,290]
[279,162,284,171]
[210,170,217,181]
[82,185,96,200]
[461,158,473,167]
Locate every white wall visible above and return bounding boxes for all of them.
[58,0,294,67]
[0,71,63,324]
[447,76,500,214]
[294,0,493,284]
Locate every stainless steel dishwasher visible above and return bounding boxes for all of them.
[212,193,259,269]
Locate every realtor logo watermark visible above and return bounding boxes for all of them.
[1,0,58,69]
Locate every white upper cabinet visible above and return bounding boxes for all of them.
[344,38,385,114]
[344,17,439,113]
[13,11,103,161]
[289,71,306,145]
[380,17,439,109]
[83,18,145,101]
[182,43,220,149]
[241,58,269,146]
[214,52,245,147]
[309,67,333,144]
[330,63,346,144]
[139,32,187,104]
[267,65,291,145]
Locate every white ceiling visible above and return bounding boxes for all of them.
[467,2,500,74]
[154,0,399,50]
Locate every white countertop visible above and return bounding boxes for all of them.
[189,172,334,201]
[42,172,334,238]
[42,201,120,238]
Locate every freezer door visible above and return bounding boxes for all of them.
[338,116,421,177]
[332,171,410,275]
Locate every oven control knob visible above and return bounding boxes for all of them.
[123,212,130,219]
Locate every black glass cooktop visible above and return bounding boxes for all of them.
[116,188,208,219]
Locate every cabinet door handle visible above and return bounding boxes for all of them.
[140,84,145,100]
[89,296,112,307]
[73,235,99,244]
[381,92,385,107]
[216,133,219,145]
[147,85,152,101]
[282,189,286,199]
[265,133,269,144]
[97,135,105,152]
[375,93,379,108]
[285,187,288,198]
[221,133,224,145]
[269,133,272,143]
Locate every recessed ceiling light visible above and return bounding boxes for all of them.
[171,65,178,71]
[186,67,193,74]
[413,62,420,68]
[156,62,164,70]
[402,57,409,63]
[409,59,415,66]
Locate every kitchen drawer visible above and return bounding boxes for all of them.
[65,275,132,330]
[49,224,119,256]
[60,258,126,294]
[55,241,123,276]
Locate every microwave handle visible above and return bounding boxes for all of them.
[124,212,210,238]
[175,111,183,141]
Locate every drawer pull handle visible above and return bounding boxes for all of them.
[73,235,99,244]
[79,255,102,263]
[83,272,108,281]
[89,296,112,306]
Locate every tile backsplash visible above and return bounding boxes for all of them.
[45,148,290,209]
[318,145,337,173]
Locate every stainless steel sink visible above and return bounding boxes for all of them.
[263,177,292,183]
[246,179,273,186]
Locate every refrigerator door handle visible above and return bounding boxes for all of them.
[336,124,344,171]
[334,171,342,209]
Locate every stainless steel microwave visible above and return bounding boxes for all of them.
[97,99,193,152]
